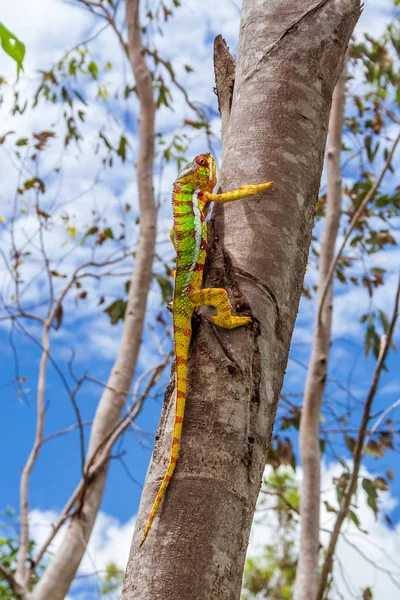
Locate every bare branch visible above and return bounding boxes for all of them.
[17,320,50,587]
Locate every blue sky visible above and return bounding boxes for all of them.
[1,1,400,598]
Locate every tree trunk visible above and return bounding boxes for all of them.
[122,1,360,599]
[28,1,156,598]
[294,61,347,600]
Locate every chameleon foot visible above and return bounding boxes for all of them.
[209,314,252,329]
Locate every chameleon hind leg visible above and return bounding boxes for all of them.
[190,288,251,329]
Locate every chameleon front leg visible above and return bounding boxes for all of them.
[190,288,251,329]
[205,180,274,204]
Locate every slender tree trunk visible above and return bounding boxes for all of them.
[28,1,156,598]
[122,2,360,599]
[294,61,347,600]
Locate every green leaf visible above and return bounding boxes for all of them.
[378,309,389,333]
[350,234,363,247]
[104,227,114,239]
[344,434,356,454]
[363,588,373,600]
[154,273,173,304]
[25,177,45,193]
[0,22,25,77]
[362,478,379,514]
[117,135,128,162]
[364,135,373,162]
[84,226,99,237]
[104,299,127,325]
[324,501,337,513]
[15,137,28,146]
[396,86,400,107]
[67,226,77,238]
[0,130,15,144]
[88,61,99,79]
[375,194,390,208]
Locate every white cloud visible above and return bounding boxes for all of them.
[29,508,135,597]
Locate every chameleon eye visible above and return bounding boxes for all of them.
[199,159,206,166]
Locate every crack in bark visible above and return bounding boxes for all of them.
[234,266,283,342]
[208,325,244,374]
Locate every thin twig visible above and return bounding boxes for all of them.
[17,320,50,586]
[364,398,400,451]
[43,421,92,444]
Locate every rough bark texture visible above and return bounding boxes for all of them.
[122,1,360,599]
[294,61,347,600]
[28,1,156,598]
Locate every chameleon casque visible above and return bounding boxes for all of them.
[140,153,274,546]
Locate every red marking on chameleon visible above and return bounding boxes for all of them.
[194,263,204,271]
[176,356,188,365]
[170,456,177,464]
[200,240,207,250]
[175,416,184,424]
[172,437,179,445]
[175,327,191,336]
[176,391,185,399]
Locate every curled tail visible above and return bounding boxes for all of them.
[140,303,191,546]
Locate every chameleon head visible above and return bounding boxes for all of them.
[176,153,216,192]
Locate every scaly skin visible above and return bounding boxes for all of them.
[140,153,274,546]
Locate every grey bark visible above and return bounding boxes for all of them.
[27,1,156,598]
[294,61,347,600]
[122,1,360,599]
